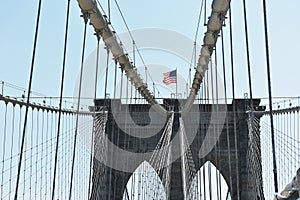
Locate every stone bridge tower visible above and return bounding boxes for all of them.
[90,98,265,200]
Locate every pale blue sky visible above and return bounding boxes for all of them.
[0,1,299,199]
[0,0,299,102]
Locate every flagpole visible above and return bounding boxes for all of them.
[176,68,178,99]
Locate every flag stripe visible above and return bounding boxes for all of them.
[163,70,177,85]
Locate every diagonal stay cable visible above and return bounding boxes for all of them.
[112,0,161,95]
[194,0,205,43]
[186,0,205,94]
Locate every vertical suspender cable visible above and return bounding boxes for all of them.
[213,49,220,200]
[104,47,110,99]
[242,0,254,109]
[114,60,118,99]
[194,42,197,100]
[34,109,39,198]
[262,0,278,192]
[88,32,101,199]
[40,109,44,195]
[45,111,49,197]
[9,105,16,197]
[14,0,42,198]
[215,46,222,200]
[120,70,124,99]
[221,28,233,198]
[293,110,296,175]
[69,12,89,200]
[153,83,155,98]
[204,0,207,25]
[208,162,212,200]
[108,0,111,22]
[126,75,129,104]
[1,104,8,199]
[203,61,212,199]
[200,63,207,199]
[130,40,136,103]
[114,84,121,199]
[50,109,54,196]
[59,112,63,197]
[133,41,137,103]
[199,80,204,198]
[203,164,207,200]
[145,67,148,89]
[203,63,210,200]
[51,0,71,198]
[18,105,22,150]
[29,110,34,200]
[103,45,113,199]
[1,81,3,95]
[130,81,133,104]
[210,58,214,200]
[289,112,292,178]
[210,60,214,108]
[229,6,240,199]
[133,40,136,67]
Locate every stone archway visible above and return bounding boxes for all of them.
[122,161,166,200]
[188,161,230,199]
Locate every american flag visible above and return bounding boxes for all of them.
[163,69,177,85]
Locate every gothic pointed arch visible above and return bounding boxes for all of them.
[188,161,230,199]
[122,161,166,200]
